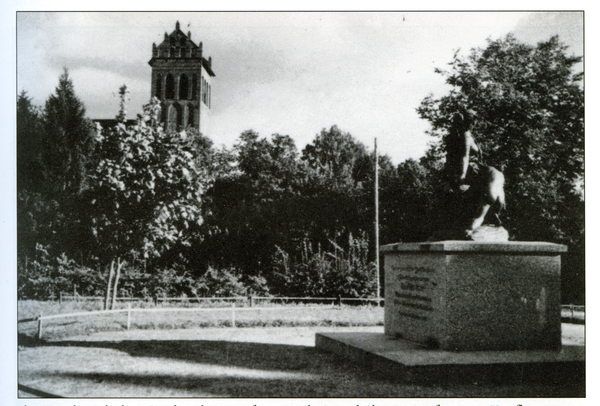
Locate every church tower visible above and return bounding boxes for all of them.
[148,21,215,134]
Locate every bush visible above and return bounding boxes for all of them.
[272,233,376,298]
[18,244,103,300]
[136,266,270,300]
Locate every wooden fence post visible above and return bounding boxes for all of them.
[105,260,115,310]
[248,295,253,308]
[111,258,122,310]
[59,292,62,305]
[37,313,43,340]
[231,303,236,328]
[127,303,131,330]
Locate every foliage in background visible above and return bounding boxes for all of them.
[18,244,103,300]
[17,70,97,264]
[41,68,97,199]
[16,34,584,304]
[418,34,583,245]
[272,233,375,298]
[417,35,584,303]
[17,91,44,193]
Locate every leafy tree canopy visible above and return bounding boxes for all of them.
[86,96,204,267]
[418,34,583,244]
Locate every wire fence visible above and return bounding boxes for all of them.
[22,303,350,339]
[57,293,385,307]
[18,294,583,340]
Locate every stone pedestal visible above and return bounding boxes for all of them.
[382,241,567,351]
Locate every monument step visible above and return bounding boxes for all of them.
[315,327,584,384]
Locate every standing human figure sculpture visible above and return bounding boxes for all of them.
[445,109,483,188]
[441,108,507,240]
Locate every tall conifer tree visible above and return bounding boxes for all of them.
[42,68,96,200]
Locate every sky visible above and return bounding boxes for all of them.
[16,11,583,165]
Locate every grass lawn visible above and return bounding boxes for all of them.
[17,301,585,398]
[18,300,385,341]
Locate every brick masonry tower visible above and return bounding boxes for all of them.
[148,21,215,134]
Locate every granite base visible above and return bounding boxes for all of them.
[315,330,584,384]
[382,241,567,351]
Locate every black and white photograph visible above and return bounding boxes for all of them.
[5,5,590,405]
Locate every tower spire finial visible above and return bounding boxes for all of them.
[176,21,180,30]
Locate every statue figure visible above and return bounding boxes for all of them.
[436,108,508,241]
[445,109,482,186]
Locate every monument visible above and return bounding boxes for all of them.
[384,106,565,351]
[316,106,583,382]
[382,240,564,351]
[430,108,508,242]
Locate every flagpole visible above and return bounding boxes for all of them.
[374,138,381,306]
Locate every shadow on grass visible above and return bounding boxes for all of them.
[20,335,390,397]
[18,332,586,398]
[42,338,322,372]
[45,371,344,398]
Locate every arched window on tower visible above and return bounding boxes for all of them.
[179,74,189,100]
[165,74,175,99]
[202,78,207,105]
[192,74,198,100]
[161,102,167,124]
[155,74,162,99]
[174,103,183,129]
[167,103,177,131]
[187,104,195,127]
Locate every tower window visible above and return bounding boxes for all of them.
[187,104,194,127]
[175,103,183,128]
[192,74,198,100]
[165,74,175,99]
[167,103,176,131]
[155,74,162,99]
[202,77,208,105]
[179,74,189,100]
[202,79,210,106]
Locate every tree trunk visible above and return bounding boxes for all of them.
[111,258,122,310]
[105,259,115,310]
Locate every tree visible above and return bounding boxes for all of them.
[18,71,98,266]
[418,34,583,245]
[17,90,44,192]
[17,91,48,262]
[418,34,584,303]
[378,158,437,244]
[300,126,374,244]
[41,68,96,199]
[200,130,304,277]
[86,96,204,308]
[200,126,385,296]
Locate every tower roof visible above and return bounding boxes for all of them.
[148,21,215,76]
